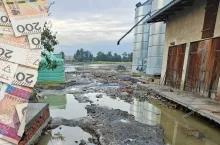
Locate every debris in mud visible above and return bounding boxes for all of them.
[48,105,165,145]
[179,126,205,140]
[96,94,102,98]
[116,65,126,70]
[79,139,87,145]
[74,95,93,104]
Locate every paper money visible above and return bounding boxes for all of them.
[0,139,13,145]
[15,103,27,123]
[12,66,38,87]
[15,103,27,137]
[0,2,43,49]
[0,59,18,85]
[0,0,15,36]
[0,82,7,101]
[0,123,20,144]
[3,0,48,37]
[0,34,29,49]
[0,34,41,68]
[28,33,43,49]
[0,26,13,35]
[0,94,27,126]
[0,29,43,50]
[0,0,11,27]
[0,84,32,143]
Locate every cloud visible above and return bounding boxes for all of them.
[49,13,133,46]
[48,0,147,54]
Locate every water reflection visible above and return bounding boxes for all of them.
[131,99,220,145]
[37,126,92,145]
[38,94,89,119]
[38,93,220,145]
[130,99,161,125]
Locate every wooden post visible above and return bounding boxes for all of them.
[180,42,190,91]
[216,77,220,102]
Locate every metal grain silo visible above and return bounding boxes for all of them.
[132,1,152,73]
[146,0,172,76]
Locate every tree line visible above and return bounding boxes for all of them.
[71,48,132,62]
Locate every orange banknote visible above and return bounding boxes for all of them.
[0,34,41,68]
[3,0,47,37]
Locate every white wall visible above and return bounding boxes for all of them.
[214,1,220,37]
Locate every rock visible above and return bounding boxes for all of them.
[96,94,103,98]
[116,65,126,70]
[75,141,78,143]
[79,139,87,145]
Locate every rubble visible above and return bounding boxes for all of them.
[48,105,165,145]
[116,65,126,70]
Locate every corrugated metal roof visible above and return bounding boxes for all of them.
[146,0,195,23]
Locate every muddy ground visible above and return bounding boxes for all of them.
[35,66,166,145]
[35,65,219,145]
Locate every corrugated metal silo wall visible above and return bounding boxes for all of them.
[146,0,172,76]
[132,1,152,73]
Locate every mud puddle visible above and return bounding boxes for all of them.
[38,90,220,145]
[37,126,92,145]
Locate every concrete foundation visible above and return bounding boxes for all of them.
[138,83,220,124]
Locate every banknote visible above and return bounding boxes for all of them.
[12,66,38,87]
[0,139,13,145]
[15,103,27,123]
[3,0,48,37]
[0,59,18,85]
[0,94,28,129]
[15,103,27,137]
[0,123,20,144]
[0,28,43,49]
[0,84,32,144]
[0,26,13,35]
[0,82,7,101]
[0,0,11,26]
[0,34,41,68]
[28,33,43,49]
[0,0,15,35]
[0,2,43,49]
[0,34,29,49]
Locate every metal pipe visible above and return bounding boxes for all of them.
[117,11,151,45]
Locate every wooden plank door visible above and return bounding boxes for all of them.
[166,44,186,89]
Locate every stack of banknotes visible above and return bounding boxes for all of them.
[0,0,48,144]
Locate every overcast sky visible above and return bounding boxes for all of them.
[49,0,146,56]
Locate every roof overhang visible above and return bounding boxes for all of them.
[146,0,195,23]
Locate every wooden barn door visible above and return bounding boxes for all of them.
[165,44,186,89]
[185,39,220,99]
[209,38,220,101]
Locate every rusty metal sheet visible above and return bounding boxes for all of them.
[202,0,220,39]
[166,44,186,88]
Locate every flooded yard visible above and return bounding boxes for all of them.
[36,65,220,145]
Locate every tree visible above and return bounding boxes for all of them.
[74,48,93,62]
[107,52,113,61]
[39,22,59,70]
[128,52,133,62]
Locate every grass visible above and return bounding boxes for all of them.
[132,72,144,77]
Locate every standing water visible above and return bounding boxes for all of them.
[37,65,220,145]
[37,92,220,145]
